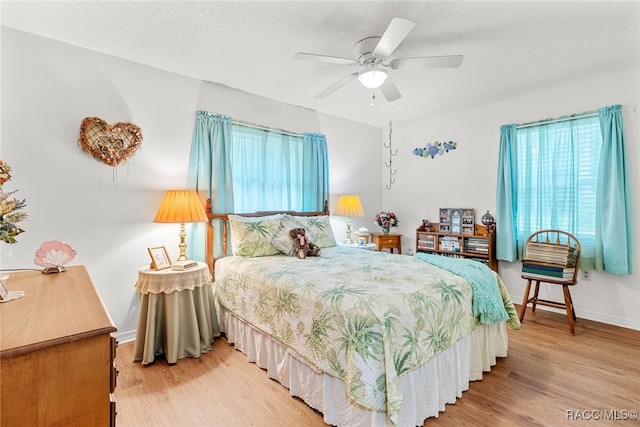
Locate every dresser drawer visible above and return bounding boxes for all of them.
[371,233,402,254]
[379,236,400,247]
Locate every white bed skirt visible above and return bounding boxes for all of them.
[218,306,509,427]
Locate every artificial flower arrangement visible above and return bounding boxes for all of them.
[412,140,457,159]
[375,211,399,231]
[0,160,27,244]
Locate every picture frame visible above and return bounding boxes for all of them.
[462,225,475,235]
[148,246,172,270]
[0,279,8,301]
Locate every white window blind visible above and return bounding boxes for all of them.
[515,115,602,256]
[230,124,305,212]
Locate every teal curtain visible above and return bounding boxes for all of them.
[229,128,329,212]
[302,132,330,212]
[495,124,518,261]
[595,105,633,274]
[230,125,299,211]
[515,115,601,267]
[186,111,234,261]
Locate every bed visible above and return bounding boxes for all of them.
[205,204,520,426]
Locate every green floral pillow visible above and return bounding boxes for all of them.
[272,215,316,256]
[291,215,337,248]
[228,214,284,257]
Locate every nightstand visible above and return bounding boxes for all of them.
[371,233,403,254]
[133,262,221,364]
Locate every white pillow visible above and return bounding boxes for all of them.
[228,214,284,257]
[290,215,336,248]
[272,215,316,256]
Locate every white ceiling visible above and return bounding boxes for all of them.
[2,1,639,128]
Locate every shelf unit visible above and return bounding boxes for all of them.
[416,223,498,272]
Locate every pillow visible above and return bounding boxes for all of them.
[291,215,337,248]
[271,215,316,256]
[228,214,284,257]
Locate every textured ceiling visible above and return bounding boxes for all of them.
[2,1,639,128]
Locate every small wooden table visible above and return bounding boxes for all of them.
[133,262,220,364]
[371,233,403,254]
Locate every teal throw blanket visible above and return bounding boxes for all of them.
[415,253,509,324]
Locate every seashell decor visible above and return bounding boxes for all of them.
[34,241,77,268]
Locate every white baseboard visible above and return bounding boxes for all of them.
[116,329,136,344]
[576,307,640,331]
[519,301,640,331]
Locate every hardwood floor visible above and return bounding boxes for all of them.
[114,306,640,426]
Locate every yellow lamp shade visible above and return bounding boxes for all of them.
[154,190,207,224]
[333,195,365,218]
[154,190,207,261]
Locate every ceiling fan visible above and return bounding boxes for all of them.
[294,17,463,102]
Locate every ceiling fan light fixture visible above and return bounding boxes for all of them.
[357,67,388,89]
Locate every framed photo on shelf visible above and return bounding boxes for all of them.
[462,209,474,218]
[148,246,172,270]
[462,225,475,235]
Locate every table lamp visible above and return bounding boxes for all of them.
[154,190,208,261]
[333,195,365,245]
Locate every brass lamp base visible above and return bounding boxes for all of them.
[177,222,189,261]
[343,217,355,245]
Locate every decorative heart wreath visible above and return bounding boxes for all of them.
[78,117,143,167]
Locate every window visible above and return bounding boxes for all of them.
[497,105,631,273]
[514,115,602,262]
[187,111,330,260]
[230,124,305,212]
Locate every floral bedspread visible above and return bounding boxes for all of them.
[215,246,519,423]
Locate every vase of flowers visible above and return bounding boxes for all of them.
[375,211,398,234]
[0,160,28,245]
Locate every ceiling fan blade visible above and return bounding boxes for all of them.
[315,73,358,98]
[373,18,416,58]
[380,78,401,102]
[294,52,359,66]
[390,55,464,70]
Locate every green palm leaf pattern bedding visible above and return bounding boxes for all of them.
[215,246,519,422]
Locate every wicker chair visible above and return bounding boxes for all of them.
[519,230,581,335]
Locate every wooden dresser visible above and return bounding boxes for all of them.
[0,265,118,426]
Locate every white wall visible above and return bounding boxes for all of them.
[4,27,637,335]
[1,28,382,340]
[385,69,640,330]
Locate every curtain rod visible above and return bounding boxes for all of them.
[517,110,598,129]
[232,119,303,137]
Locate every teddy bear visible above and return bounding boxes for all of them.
[289,227,320,259]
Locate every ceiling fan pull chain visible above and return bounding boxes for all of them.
[370,89,375,108]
